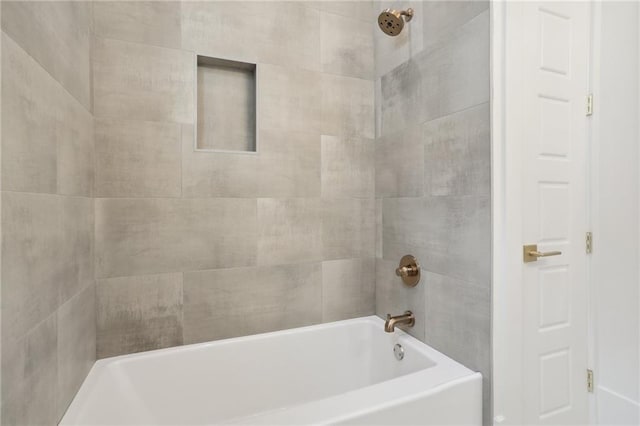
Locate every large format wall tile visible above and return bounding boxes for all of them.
[257,198,322,266]
[375,123,424,197]
[57,285,96,420]
[182,2,321,72]
[258,130,321,198]
[311,1,374,23]
[57,93,94,197]
[423,270,491,421]
[59,196,95,304]
[321,11,374,79]
[2,192,62,341]
[322,258,375,322]
[321,135,374,199]
[96,198,257,278]
[382,196,490,285]
[258,64,322,134]
[94,1,181,49]
[2,34,94,196]
[2,34,58,193]
[95,119,182,197]
[97,273,183,358]
[93,37,194,123]
[183,262,322,343]
[1,315,57,426]
[322,198,375,260]
[380,10,489,135]
[181,124,259,198]
[1,0,91,109]
[2,193,94,343]
[424,102,490,196]
[322,73,374,139]
[422,1,489,51]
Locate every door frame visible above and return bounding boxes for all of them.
[491,2,595,424]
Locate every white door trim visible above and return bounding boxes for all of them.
[491,1,525,423]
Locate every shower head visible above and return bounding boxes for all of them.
[377,8,413,36]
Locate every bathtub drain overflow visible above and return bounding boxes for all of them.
[393,344,404,361]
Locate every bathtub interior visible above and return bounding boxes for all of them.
[61,317,474,425]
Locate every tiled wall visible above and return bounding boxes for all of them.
[92,1,376,358]
[1,1,96,424]
[373,1,492,424]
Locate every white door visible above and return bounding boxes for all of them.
[519,2,591,424]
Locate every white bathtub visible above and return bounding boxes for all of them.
[60,316,482,425]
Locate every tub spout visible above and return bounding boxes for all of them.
[384,311,415,333]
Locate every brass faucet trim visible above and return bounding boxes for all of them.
[395,255,420,286]
[384,311,415,333]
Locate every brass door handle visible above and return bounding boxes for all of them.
[523,244,562,263]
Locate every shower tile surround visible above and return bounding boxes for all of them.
[0,1,491,425]
[1,1,95,424]
[92,1,376,358]
[373,1,491,423]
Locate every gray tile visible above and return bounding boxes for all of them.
[183,262,322,343]
[2,33,93,196]
[94,1,181,49]
[96,198,257,278]
[258,130,321,198]
[379,58,423,136]
[57,284,96,420]
[424,103,490,196]
[423,269,490,374]
[1,0,91,108]
[422,1,489,52]
[322,73,374,139]
[321,11,374,79]
[375,198,383,258]
[258,64,322,134]
[321,135,374,199]
[1,192,93,342]
[97,273,183,358]
[382,196,491,286]
[93,37,194,123]
[311,1,374,23]
[322,258,375,322]
[59,196,94,305]
[322,198,375,260]
[375,123,424,197]
[181,124,259,198]
[257,198,322,266]
[375,259,425,340]
[1,192,62,341]
[2,33,58,193]
[95,118,182,198]
[380,10,489,135]
[182,2,321,72]
[1,315,58,426]
[57,91,94,197]
[423,270,491,425]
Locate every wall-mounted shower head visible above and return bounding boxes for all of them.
[378,8,413,36]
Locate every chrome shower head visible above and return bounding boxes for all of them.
[378,8,413,36]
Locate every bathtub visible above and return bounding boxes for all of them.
[60,316,482,425]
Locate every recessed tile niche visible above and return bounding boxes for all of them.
[196,56,256,152]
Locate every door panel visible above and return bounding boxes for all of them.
[521,2,590,424]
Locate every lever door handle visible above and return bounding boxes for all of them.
[523,244,562,263]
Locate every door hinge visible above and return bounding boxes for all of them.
[586,232,593,254]
[587,369,594,392]
[586,94,594,116]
